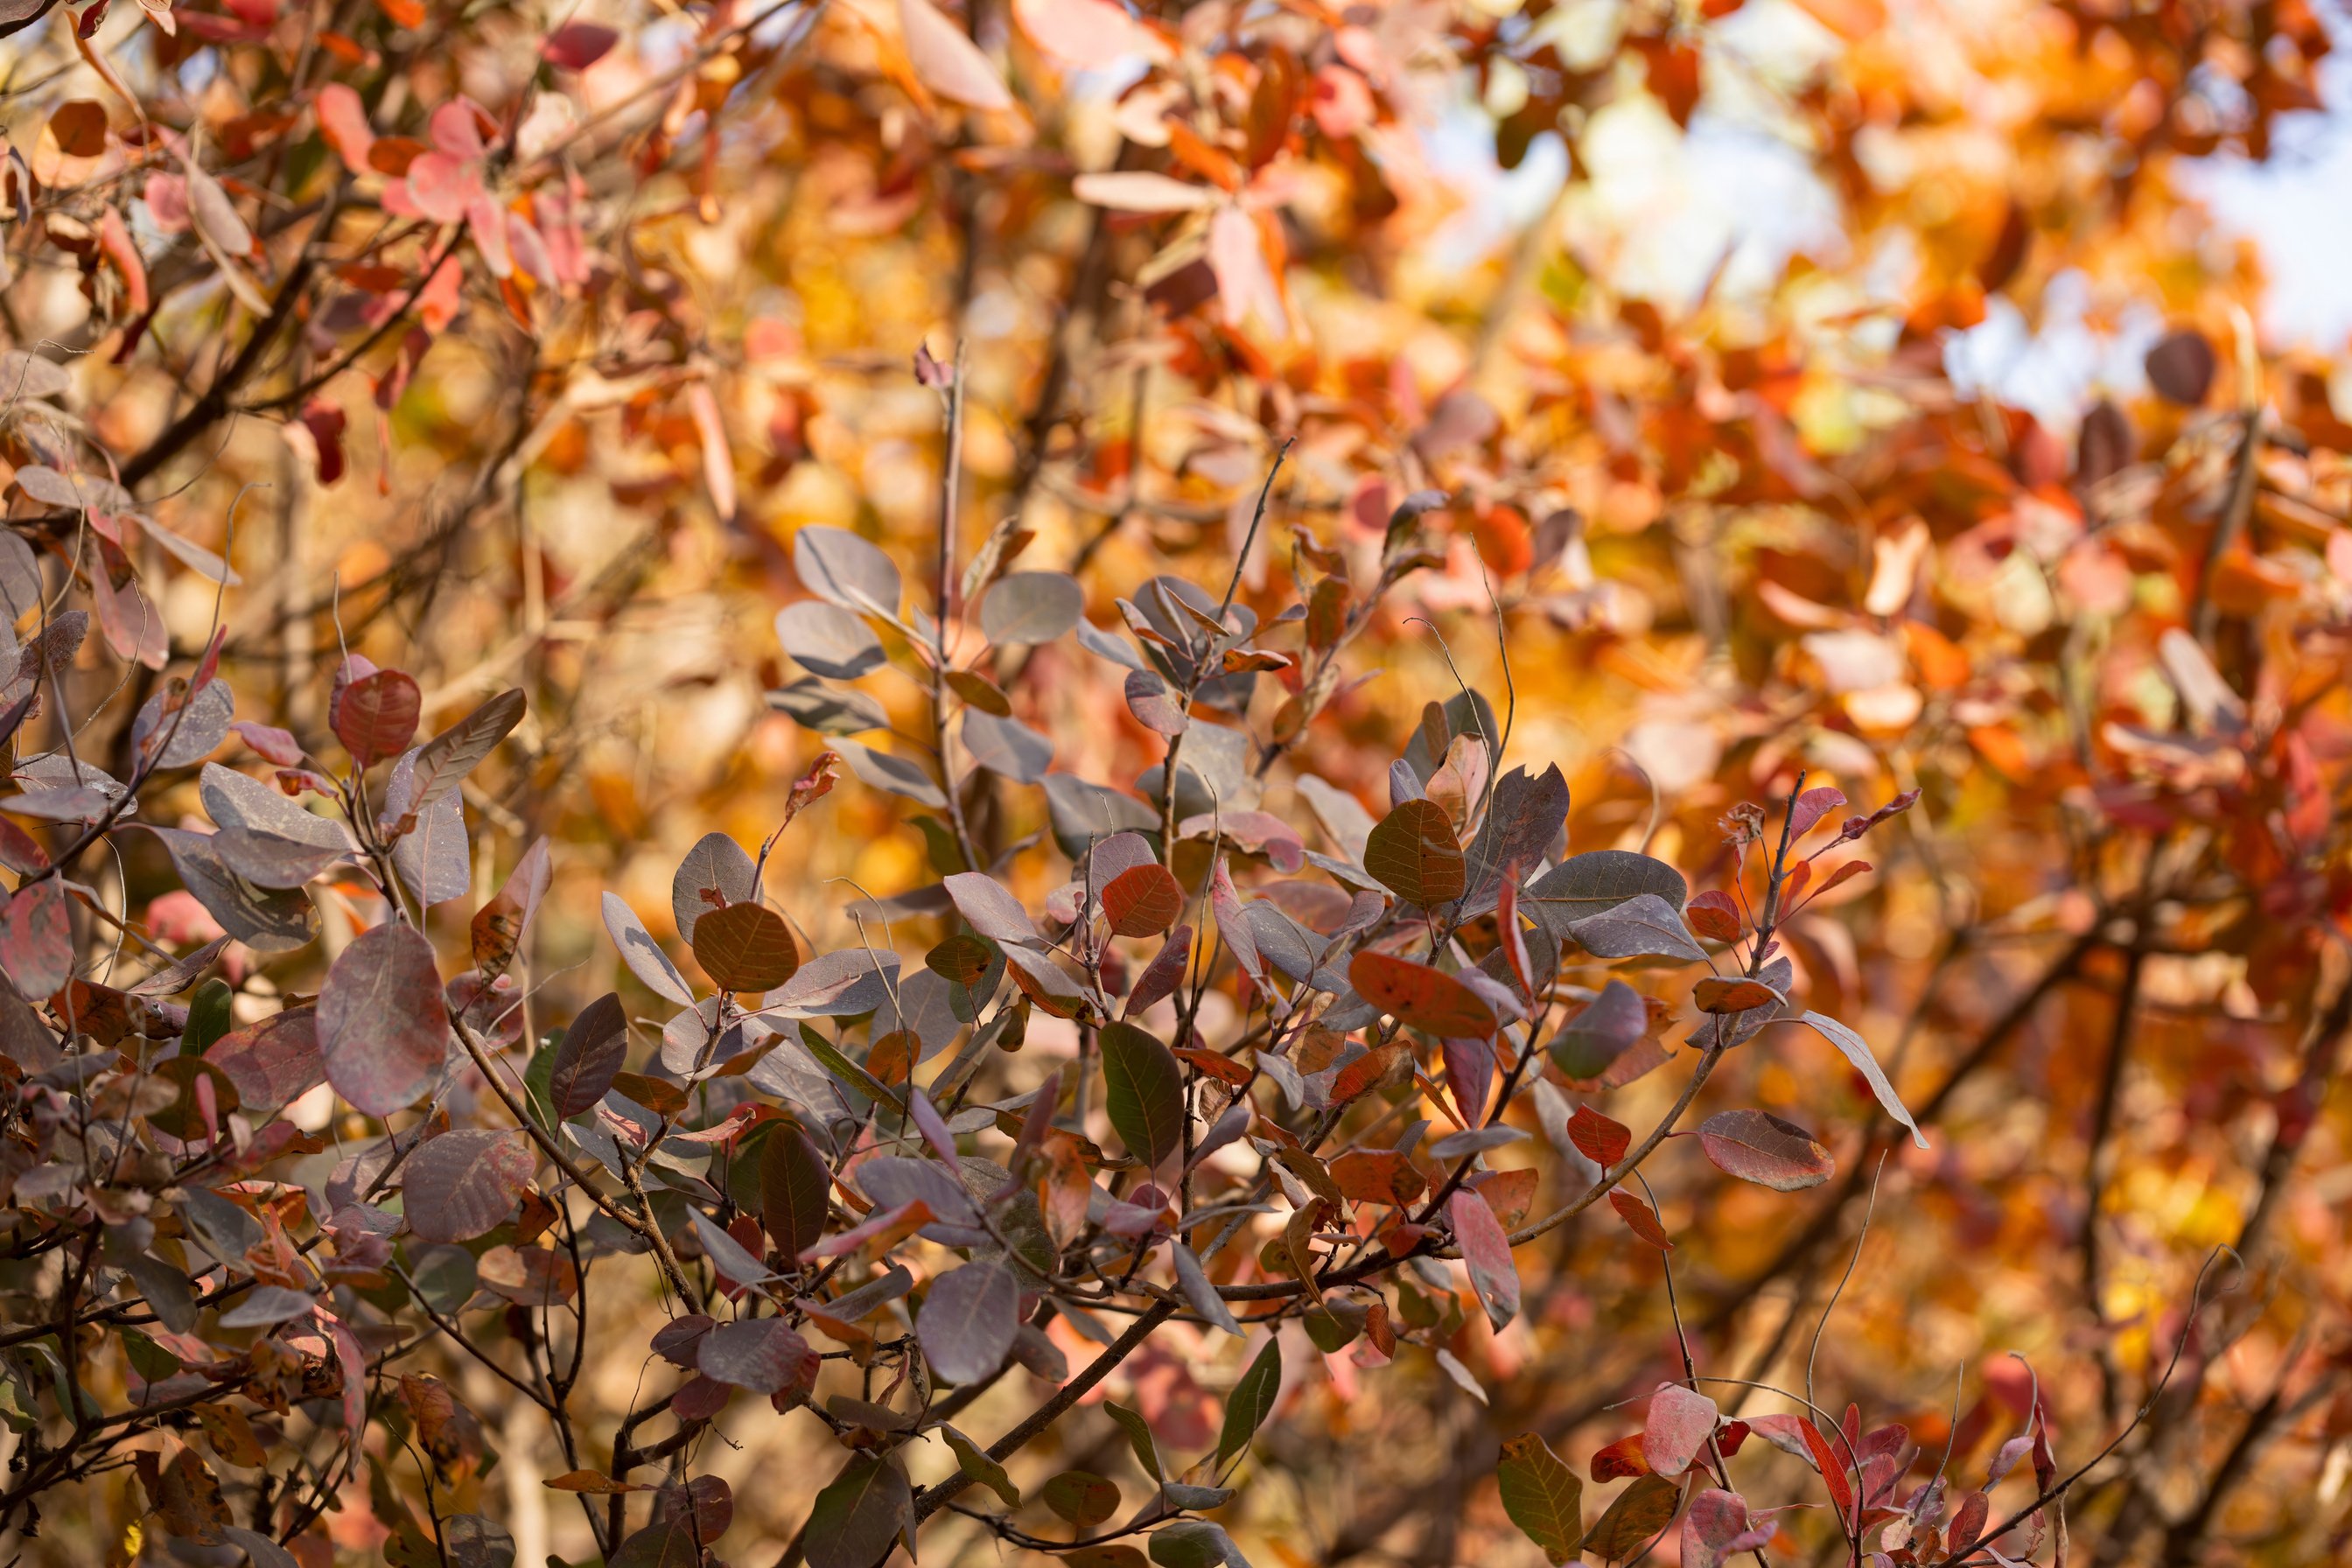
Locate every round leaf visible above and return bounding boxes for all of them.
[1697,1109,1833,1192]
[776,601,886,680]
[979,571,1083,644]
[690,902,800,992]
[319,922,450,1117]
[1102,863,1184,937]
[1363,798,1466,906]
[402,1130,535,1242]
[916,1260,1018,1383]
[1041,1471,1121,1528]
[333,668,422,767]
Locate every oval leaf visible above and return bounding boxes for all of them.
[979,571,1083,644]
[403,1130,534,1242]
[1348,950,1496,1039]
[760,1124,834,1259]
[332,668,422,767]
[1697,1109,1833,1192]
[1363,798,1466,907]
[1099,1019,1185,1168]
[1102,862,1184,938]
[917,1260,1018,1383]
[690,901,800,993]
[320,922,450,1117]
[1449,1186,1519,1331]
[550,992,628,1116]
[1498,1432,1586,1565]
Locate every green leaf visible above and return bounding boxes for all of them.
[803,1027,906,1114]
[942,1427,1020,1507]
[1099,1020,1186,1169]
[760,1124,835,1260]
[522,1032,559,1129]
[1105,1400,1164,1481]
[804,1454,914,1568]
[1150,1519,1248,1568]
[1215,1337,1282,1468]
[610,1516,702,1568]
[1582,1474,1679,1564]
[1301,1304,1362,1353]
[120,1326,180,1383]
[1496,1432,1584,1564]
[181,978,234,1057]
[1042,1470,1121,1528]
[1362,798,1466,906]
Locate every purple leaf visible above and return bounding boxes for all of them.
[319,923,449,1117]
[916,1260,1018,1383]
[402,1129,534,1242]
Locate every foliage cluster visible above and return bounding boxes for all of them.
[0,0,2348,1565]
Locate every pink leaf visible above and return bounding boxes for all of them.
[1642,1383,1720,1477]
[404,151,473,226]
[466,192,512,278]
[315,83,374,175]
[1011,0,1167,69]
[427,100,486,159]
[1071,171,1215,212]
[1788,785,1847,839]
[900,0,1013,110]
[1448,1187,1518,1331]
[1208,205,1282,331]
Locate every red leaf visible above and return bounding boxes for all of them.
[332,668,421,766]
[1690,976,1783,1015]
[1799,1417,1855,1527]
[1174,1046,1254,1088]
[542,19,619,70]
[299,399,347,486]
[1686,890,1741,942]
[1567,1104,1629,1168]
[1608,1188,1673,1250]
[1590,1433,1651,1481]
[1124,926,1191,1018]
[0,881,73,998]
[1348,949,1497,1038]
[1102,863,1184,938]
[1788,785,1847,838]
[1449,1187,1519,1330]
[1328,1149,1424,1207]
[1697,1109,1833,1191]
[206,1009,324,1109]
